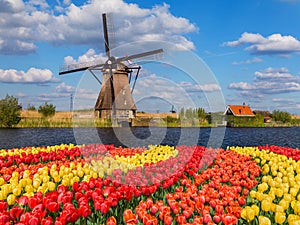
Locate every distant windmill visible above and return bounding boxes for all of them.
[59,13,163,124]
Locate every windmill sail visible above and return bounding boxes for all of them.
[59,12,163,124]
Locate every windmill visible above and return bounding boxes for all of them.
[59,13,163,124]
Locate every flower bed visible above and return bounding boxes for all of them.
[0,144,299,224]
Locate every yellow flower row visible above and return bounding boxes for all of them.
[0,143,78,157]
[0,145,179,203]
[90,156,135,178]
[90,145,178,177]
[115,145,178,167]
[0,162,98,203]
[229,146,300,225]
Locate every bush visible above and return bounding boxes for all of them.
[271,110,292,123]
[38,102,56,117]
[0,95,21,128]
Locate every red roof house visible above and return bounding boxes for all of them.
[224,105,255,117]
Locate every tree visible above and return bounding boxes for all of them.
[27,104,36,111]
[197,108,206,120]
[179,107,185,119]
[0,95,21,128]
[185,108,194,119]
[271,110,292,123]
[38,102,56,117]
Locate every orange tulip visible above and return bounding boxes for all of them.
[124,209,138,224]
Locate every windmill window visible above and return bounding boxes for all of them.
[122,90,126,95]
[124,100,127,105]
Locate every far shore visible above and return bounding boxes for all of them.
[13,110,300,128]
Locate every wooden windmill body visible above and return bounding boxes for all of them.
[59,13,163,123]
[95,62,137,119]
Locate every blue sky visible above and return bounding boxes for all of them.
[1,0,300,114]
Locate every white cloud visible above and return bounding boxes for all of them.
[63,48,107,65]
[229,67,300,96]
[272,98,294,103]
[224,32,300,56]
[179,81,221,92]
[254,67,299,81]
[0,0,24,13]
[232,57,262,65]
[55,82,75,93]
[0,0,197,55]
[15,92,27,98]
[38,93,70,99]
[0,67,59,83]
[228,82,254,90]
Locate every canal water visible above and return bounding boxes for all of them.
[0,127,299,149]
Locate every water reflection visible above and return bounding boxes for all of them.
[0,127,299,149]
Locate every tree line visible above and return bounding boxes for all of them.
[0,95,56,128]
[0,95,299,127]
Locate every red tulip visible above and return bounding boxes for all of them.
[28,197,38,209]
[9,206,24,220]
[203,214,212,224]
[41,216,53,225]
[0,201,8,212]
[176,215,186,224]
[29,216,40,225]
[18,196,28,206]
[100,202,110,214]
[47,202,59,213]
[146,198,153,208]
[79,205,91,218]
[215,204,224,214]
[164,215,173,225]
[0,213,10,224]
[213,214,221,223]
[150,205,158,215]
[238,196,246,206]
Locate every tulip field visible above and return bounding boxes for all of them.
[0,144,300,224]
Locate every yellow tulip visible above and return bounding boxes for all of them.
[292,201,300,214]
[261,199,271,212]
[251,204,259,216]
[77,170,84,178]
[290,187,299,197]
[279,199,289,210]
[258,216,271,225]
[0,191,6,201]
[275,187,284,198]
[256,192,264,201]
[250,190,256,199]
[25,185,33,193]
[283,193,292,202]
[12,187,22,197]
[33,179,41,189]
[258,183,268,193]
[275,212,286,224]
[288,214,300,225]
[48,182,56,191]
[241,206,255,222]
[7,194,15,205]
[275,205,284,213]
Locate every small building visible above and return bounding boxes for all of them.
[224,104,255,117]
[224,104,255,127]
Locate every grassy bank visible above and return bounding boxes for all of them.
[15,110,300,128]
